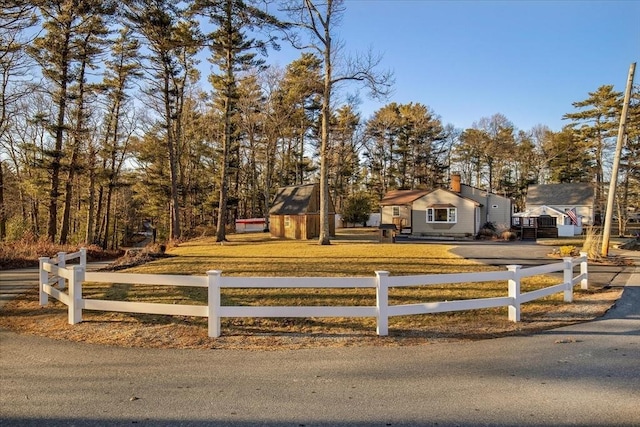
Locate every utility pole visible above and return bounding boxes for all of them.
[601,62,636,257]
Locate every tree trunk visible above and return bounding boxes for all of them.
[59,144,79,244]
[216,95,232,242]
[85,144,96,244]
[0,161,5,241]
[94,183,105,244]
[215,32,236,243]
[46,30,72,242]
[317,1,332,246]
[164,73,181,241]
[102,184,114,249]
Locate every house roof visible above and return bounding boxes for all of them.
[429,188,481,207]
[269,183,317,215]
[380,189,430,206]
[513,205,567,218]
[526,183,594,206]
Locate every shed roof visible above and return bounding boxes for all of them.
[380,189,430,206]
[269,183,317,215]
[526,183,594,206]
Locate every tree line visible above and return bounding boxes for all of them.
[1,1,638,248]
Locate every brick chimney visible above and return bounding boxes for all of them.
[451,173,461,193]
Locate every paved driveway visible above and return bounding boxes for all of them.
[447,241,636,287]
[1,248,639,426]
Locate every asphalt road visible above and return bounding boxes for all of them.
[1,245,639,426]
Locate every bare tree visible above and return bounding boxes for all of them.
[282,0,393,244]
[0,4,37,240]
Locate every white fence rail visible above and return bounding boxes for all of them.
[39,249,589,337]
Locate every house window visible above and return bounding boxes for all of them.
[392,206,400,217]
[284,216,291,228]
[427,207,457,223]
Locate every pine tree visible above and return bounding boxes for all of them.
[364,102,446,195]
[329,104,360,212]
[28,0,81,241]
[93,27,141,248]
[563,85,622,217]
[276,53,323,185]
[59,1,114,244]
[543,127,593,183]
[363,103,401,196]
[190,0,283,242]
[235,72,266,219]
[618,86,640,233]
[123,0,200,241]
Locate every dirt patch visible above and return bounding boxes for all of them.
[546,252,634,266]
[0,286,623,351]
[100,249,173,271]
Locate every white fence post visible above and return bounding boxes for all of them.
[39,257,49,306]
[80,247,87,269]
[375,271,389,336]
[68,266,84,324]
[507,265,521,322]
[563,257,574,302]
[207,270,222,338]
[579,251,588,289]
[57,251,66,289]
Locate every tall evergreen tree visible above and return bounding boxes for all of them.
[276,53,322,185]
[543,126,593,183]
[190,0,283,242]
[364,102,446,195]
[563,85,622,216]
[123,0,200,241]
[363,103,401,196]
[617,85,640,233]
[92,27,141,247]
[59,1,113,244]
[28,0,85,241]
[235,72,266,219]
[452,127,485,188]
[329,104,360,211]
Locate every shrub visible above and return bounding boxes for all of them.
[581,226,603,261]
[482,221,497,232]
[0,239,123,270]
[501,231,517,241]
[559,245,577,257]
[477,222,497,239]
[341,193,373,226]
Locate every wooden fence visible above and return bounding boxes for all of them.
[39,249,589,337]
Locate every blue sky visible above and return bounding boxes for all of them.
[264,0,640,132]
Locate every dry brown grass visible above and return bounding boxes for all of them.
[0,231,624,350]
[0,237,122,270]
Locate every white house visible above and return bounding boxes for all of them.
[516,183,595,237]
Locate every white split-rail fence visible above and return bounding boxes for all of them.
[39,248,589,337]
